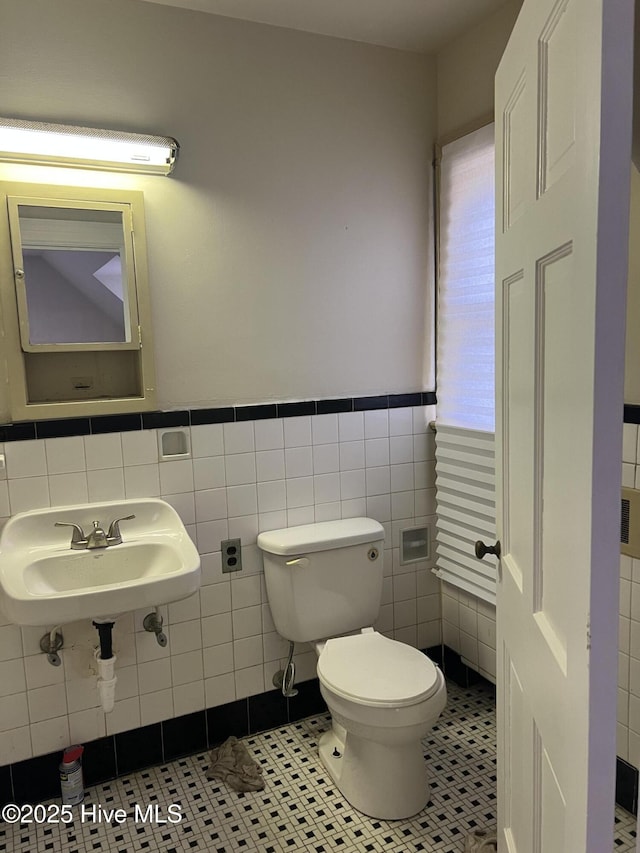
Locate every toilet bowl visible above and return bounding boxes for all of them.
[314,629,447,820]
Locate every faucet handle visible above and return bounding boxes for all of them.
[107,514,136,544]
[55,521,87,548]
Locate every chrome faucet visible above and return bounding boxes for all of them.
[55,514,136,550]
[87,521,108,549]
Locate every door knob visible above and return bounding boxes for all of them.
[475,539,501,560]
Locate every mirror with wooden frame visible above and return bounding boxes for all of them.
[0,182,156,421]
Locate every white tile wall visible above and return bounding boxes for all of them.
[618,422,640,767]
[0,404,440,766]
[441,583,497,684]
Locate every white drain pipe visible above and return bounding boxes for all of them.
[95,649,117,712]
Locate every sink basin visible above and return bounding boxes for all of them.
[0,498,201,626]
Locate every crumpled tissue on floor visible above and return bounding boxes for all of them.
[205,735,265,793]
[464,828,498,852]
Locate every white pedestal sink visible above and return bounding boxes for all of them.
[0,498,201,626]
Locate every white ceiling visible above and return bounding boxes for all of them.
[137,0,511,54]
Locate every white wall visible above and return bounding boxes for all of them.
[625,166,640,404]
[0,0,437,420]
[436,0,522,139]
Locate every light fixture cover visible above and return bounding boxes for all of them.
[0,117,179,175]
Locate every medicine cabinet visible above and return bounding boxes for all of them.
[0,182,156,420]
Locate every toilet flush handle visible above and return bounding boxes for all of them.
[285,557,310,567]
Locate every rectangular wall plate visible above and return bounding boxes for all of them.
[158,428,191,461]
[621,487,640,558]
[221,538,242,573]
[400,525,430,565]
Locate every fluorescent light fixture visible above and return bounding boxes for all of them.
[0,117,179,175]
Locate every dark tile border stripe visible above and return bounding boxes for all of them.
[0,422,36,442]
[190,407,235,426]
[389,392,423,408]
[624,404,640,425]
[11,751,61,804]
[0,392,437,441]
[36,417,91,439]
[163,711,208,761]
[425,643,444,667]
[142,410,190,429]
[0,763,11,807]
[89,414,143,434]
[115,723,162,776]
[354,395,389,411]
[440,644,496,694]
[616,756,639,815]
[277,401,316,418]
[236,404,277,422]
[316,398,353,415]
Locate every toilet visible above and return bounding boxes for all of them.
[257,517,446,820]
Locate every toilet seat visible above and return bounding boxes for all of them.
[317,631,441,708]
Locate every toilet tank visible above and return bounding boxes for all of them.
[257,518,385,643]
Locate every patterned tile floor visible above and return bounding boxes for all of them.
[0,680,636,852]
[616,806,637,852]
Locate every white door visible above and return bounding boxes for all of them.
[494,0,634,850]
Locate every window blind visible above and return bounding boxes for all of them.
[434,425,496,604]
[434,123,496,604]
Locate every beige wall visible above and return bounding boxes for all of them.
[626,166,640,404]
[0,0,437,420]
[436,0,522,139]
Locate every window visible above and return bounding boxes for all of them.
[434,123,497,604]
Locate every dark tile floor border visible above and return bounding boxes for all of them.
[0,392,437,442]
[439,644,495,692]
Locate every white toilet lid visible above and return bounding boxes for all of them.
[317,631,441,708]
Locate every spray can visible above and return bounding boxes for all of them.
[59,745,84,805]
